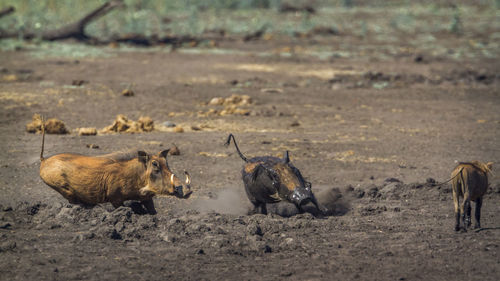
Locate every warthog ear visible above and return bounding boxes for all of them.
[283,150,290,163]
[138,151,149,165]
[252,164,279,188]
[160,149,170,159]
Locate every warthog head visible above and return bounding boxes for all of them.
[265,151,318,208]
[139,150,192,198]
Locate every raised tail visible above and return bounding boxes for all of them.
[224,133,248,162]
[40,115,46,161]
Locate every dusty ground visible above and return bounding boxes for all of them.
[0,36,499,280]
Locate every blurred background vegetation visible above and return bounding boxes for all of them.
[0,0,498,37]
[0,0,498,59]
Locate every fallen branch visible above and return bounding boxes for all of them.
[0,0,123,41]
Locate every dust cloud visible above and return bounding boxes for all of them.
[192,188,250,215]
[314,185,351,216]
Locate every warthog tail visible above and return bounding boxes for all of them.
[435,166,464,186]
[224,133,248,162]
[40,115,46,161]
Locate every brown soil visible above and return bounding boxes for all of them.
[0,38,499,281]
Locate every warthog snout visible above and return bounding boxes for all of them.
[171,172,192,198]
[290,186,313,206]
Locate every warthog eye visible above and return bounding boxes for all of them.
[152,161,160,172]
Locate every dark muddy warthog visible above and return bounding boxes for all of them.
[451,161,493,231]
[225,133,326,216]
[38,122,191,214]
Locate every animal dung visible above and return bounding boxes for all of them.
[169,144,180,155]
[86,144,99,149]
[173,127,184,133]
[71,80,87,86]
[121,89,134,96]
[138,116,154,132]
[260,88,283,94]
[221,94,252,106]
[78,127,97,136]
[26,114,69,134]
[100,115,155,134]
[200,94,253,116]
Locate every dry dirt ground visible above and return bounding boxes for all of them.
[0,37,499,280]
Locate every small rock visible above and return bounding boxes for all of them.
[173,127,184,133]
[426,178,436,184]
[353,188,365,198]
[162,121,176,128]
[0,222,12,229]
[384,177,401,183]
[247,223,263,236]
[86,144,99,149]
[366,185,379,198]
[263,245,272,253]
[109,229,122,240]
[0,241,16,252]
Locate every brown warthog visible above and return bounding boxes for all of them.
[38,122,191,214]
[451,161,493,231]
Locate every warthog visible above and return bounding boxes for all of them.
[38,122,191,214]
[225,133,326,216]
[451,161,493,231]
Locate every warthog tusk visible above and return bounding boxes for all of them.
[184,171,191,185]
[170,174,175,186]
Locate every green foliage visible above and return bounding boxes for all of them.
[450,7,463,35]
[0,0,498,62]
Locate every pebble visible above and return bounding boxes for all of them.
[162,121,176,127]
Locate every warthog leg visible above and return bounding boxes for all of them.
[141,198,157,215]
[310,194,328,216]
[462,198,471,231]
[453,189,461,231]
[455,212,461,232]
[49,184,80,204]
[474,197,482,229]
